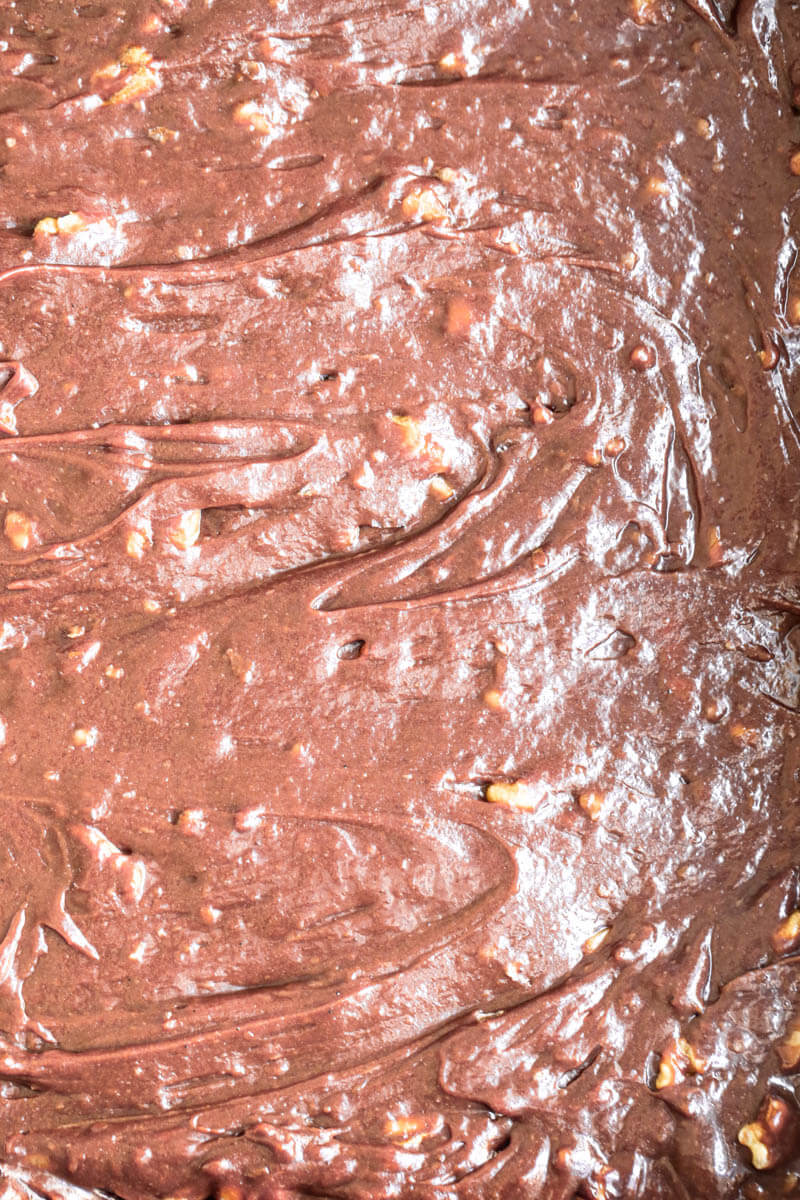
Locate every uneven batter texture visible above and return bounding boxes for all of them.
[0,1,799,1197]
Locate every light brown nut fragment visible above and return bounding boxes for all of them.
[777,1021,800,1070]
[485,780,539,811]
[390,414,450,472]
[72,726,98,749]
[148,126,179,143]
[772,910,800,955]
[120,46,153,67]
[577,789,605,820]
[177,808,206,836]
[4,510,36,551]
[790,151,800,177]
[707,524,723,565]
[126,524,152,559]
[218,1186,243,1200]
[438,51,468,74]
[445,296,474,336]
[631,0,674,21]
[644,175,670,198]
[531,405,554,425]
[605,436,625,457]
[402,187,449,223]
[483,688,506,711]
[233,101,272,133]
[35,212,88,238]
[654,1036,705,1089]
[0,400,17,435]
[583,927,610,954]
[788,296,800,326]
[384,1114,443,1150]
[695,117,714,139]
[107,66,159,105]
[25,1154,51,1170]
[429,475,454,500]
[739,1096,795,1170]
[730,721,760,748]
[225,647,255,683]
[168,509,201,550]
[105,664,125,679]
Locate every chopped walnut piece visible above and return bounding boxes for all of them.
[429,476,454,501]
[105,664,125,680]
[402,187,449,223]
[126,523,152,559]
[583,927,610,954]
[485,780,539,811]
[739,1096,795,1170]
[438,51,468,74]
[72,726,98,749]
[233,101,272,133]
[384,1114,443,1150]
[177,808,206,836]
[218,1186,243,1200]
[655,1036,706,1088]
[631,0,674,21]
[730,721,760,748]
[225,647,255,683]
[790,151,800,177]
[25,1154,51,1171]
[120,46,153,67]
[605,436,625,457]
[95,46,159,105]
[788,297,800,326]
[644,175,670,197]
[0,400,17,435]
[577,789,605,820]
[168,509,202,550]
[707,524,723,564]
[695,117,714,139]
[778,1020,800,1070]
[108,65,159,105]
[4,510,36,551]
[390,414,450,472]
[483,688,506,711]
[445,296,474,335]
[148,126,179,143]
[35,211,88,238]
[772,910,800,955]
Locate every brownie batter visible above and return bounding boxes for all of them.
[0,1,799,1197]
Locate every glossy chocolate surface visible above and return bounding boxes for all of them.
[1,1,800,1197]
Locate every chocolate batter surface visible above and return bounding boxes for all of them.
[0,1,799,1197]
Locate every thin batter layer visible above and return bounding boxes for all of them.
[0,1,799,1197]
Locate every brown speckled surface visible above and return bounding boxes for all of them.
[1,1,800,1197]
